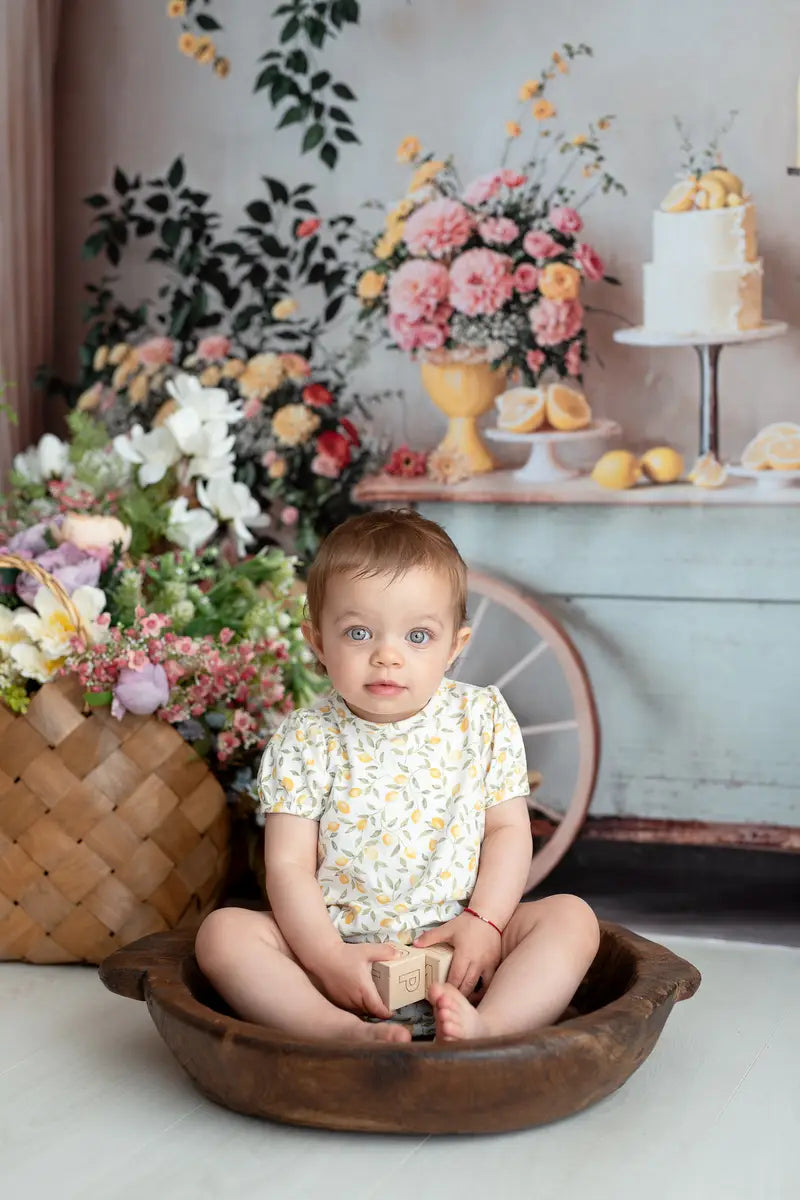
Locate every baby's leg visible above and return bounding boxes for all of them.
[194,907,410,1043]
[429,894,599,1041]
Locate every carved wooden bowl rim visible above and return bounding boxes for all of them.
[100,920,701,1133]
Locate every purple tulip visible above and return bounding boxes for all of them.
[112,662,171,718]
[15,543,100,607]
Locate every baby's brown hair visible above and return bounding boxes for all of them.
[305,509,468,632]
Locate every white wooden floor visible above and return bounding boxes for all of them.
[1,929,798,1200]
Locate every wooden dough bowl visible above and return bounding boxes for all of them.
[99,920,700,1135]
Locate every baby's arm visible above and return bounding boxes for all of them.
[469,796,533,928]
[264,812,343,972]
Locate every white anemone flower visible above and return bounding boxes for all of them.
[12,585,109,658]
[13,433,72,482]
[166,496,219,552]
[167,372,243,425]
[112,423,181,486]
[197,477,264,555]
[163,410,235,479]
[9,641,63,683]
[0,607,26,658]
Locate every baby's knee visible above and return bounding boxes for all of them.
[194,906,248,973]
[550,894,601,954]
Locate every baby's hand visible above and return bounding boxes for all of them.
[314,942,403,1020]
[415,914,502,998]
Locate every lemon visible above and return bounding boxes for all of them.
[757,422,800,438]
[496,386,546,433]
[766,433,800,470]
[697,176,728,210]
[591,450,641,490]
[639,446,684,483]
[707,168,744,196]
[688,453,728,488]
[726,193,744,207]
[740,435,772,470]
[660,179,697,213]
[546,383,592,431]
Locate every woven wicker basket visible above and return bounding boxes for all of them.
[0,553,230,964]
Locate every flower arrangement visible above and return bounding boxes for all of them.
[77,339,377,561]
[356,43,624,388]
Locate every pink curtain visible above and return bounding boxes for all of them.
[0,0,62,485]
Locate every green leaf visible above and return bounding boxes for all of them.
[263,176,290,203]
[311,70,331,89]
[113,167,130,195]
[145,193,170,213]
[84,690,113,707]
[81,231,107,259]
[340,0,359,20]
[332,82,355,100]
[287,49,308,73]
[306,17,326,47]
[246,200,272,223]
[254,64,278,91]
[328,106,352,124]
[278,105,305,128]
[161,218,181,249]
[335,127,358,144]
[280,15,300,41]
[167,157,185,189]
[84,193,108,209]
[320,142,337,169]
[302,123,325,153]
[195,13,221,30]
[324,295,344,321]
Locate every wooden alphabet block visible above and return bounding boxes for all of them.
[423,943,454,993]
[372,945,426,1009]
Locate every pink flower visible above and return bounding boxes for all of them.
[137,337,175,367]
[388,259,450,322]
[526,350,546,374]
[385,445,428,478]
[388,311,420,352]
[513,263,540,293]
[139,613,165,637]
[112,662,170,718]
[478,217,520,245]
[529,298,584,347]
[217,730,239,760]
[281,505,299,526]
[296,217,321,239]
[311,453,341,479]
[243,397,262,420]
[261,449,278,467]
[418,323,446,350]
[549,206,583,234]
[565,341,583,376]
[279,353,311,379]
[523,230,562,259]
[196,335,231,360]
[500,170,527,188]
[449,248,514,316]
[574,243,605,281]
[463,173,503,206]
[403,198,474,258]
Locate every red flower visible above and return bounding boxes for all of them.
[296,218,321,239]
[316,430,351,469]
[303,383,334,407]
[385,445,428,477]
[339,417,361,447]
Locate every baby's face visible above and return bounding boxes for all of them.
[304,565,470,723]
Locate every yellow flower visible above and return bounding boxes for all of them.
[505,121,522,138]
[221,357,246,379]
[598,118,611,131]
[238,352,285,399]
[396,135,421,163]
[532,99,556,121]
[199,365,221,387]
[571,134,588,146]
[93,345,109,371]
[167,0,185,16]
[268,458,287,479]
[272,297,298,320]
[373,226,404,260]
[270,403,320,447]
[214,57,231,78]
[518,79,540,100]
[387,199,414,225]
[194,37,215,65]
[426,446,472,485]
[357,270,386,301]
[112,354,139,391]
[552,51,568,73]
[108,342,131,366]
[76,383,102,412]
[128,372,150,406]
[583,164,598,178]
[408,160,444,193]
[178,32,198,56]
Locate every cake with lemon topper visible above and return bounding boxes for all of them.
[643,167,763,335]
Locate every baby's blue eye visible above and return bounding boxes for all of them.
[407,629,431,645]
[346,627,371,642]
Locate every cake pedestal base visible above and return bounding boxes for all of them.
[485,419,621,483]
[614,321,789,459]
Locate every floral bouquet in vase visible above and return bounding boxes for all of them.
[356,42,623,474]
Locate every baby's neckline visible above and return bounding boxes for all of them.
[330,679,451,732]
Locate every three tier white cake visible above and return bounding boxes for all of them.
[642,168,763,335]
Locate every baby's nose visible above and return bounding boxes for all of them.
[371,639,403,666]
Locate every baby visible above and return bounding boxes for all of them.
[195,509,599,1043]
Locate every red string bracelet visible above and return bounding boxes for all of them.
[464,906,503,937]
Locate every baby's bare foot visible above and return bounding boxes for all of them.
[428,982,493,1041]
[355,1020,412,1044]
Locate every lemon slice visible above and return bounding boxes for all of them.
[756,422,800,439]
[591,450,641,490]
[660,180,697,213]
[639,446,684,483]
[740,435,773,471]
[546,383,592,432]
[688,453,728,488]
[495,387,546,434]
[766,434,800,470]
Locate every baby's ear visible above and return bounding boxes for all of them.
[448,624,471,665]
[301,620,325,663]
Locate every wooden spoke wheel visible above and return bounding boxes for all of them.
[454,571,600,890]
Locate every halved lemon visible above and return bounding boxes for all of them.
[546,383,592,432]
[707,168,744,196]
[688,453,728,488]
[495,387,546,434]
[766,434,800,470]
[639,446,684,483]
[697,176,728,210]
[740,435,772,471]
[756,422,800,439]
[660,179,697,213]
[591,450,641,490]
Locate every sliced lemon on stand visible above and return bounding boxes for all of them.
[740,435,773,470]
[688,453,728,488]
[766,434,800,470]
[660,179,698,213]
[546,384,592,431]
[639,446,684,483]
[591,450,641,490]
[756,422,800,439]
[495,387,546,434]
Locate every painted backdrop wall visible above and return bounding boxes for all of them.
[54,0,800,460]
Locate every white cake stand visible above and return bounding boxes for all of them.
[485,418,621,482]
[614,321,788,459]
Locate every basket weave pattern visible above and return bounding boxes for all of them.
[0,676,230,964]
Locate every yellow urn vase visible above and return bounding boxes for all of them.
[419,352,508,474]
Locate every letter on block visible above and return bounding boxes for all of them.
[423,943,454,994]
[372,946,427,1010]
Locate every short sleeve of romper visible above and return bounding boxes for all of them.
[257,709,330,820]
[483,686,530,808]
